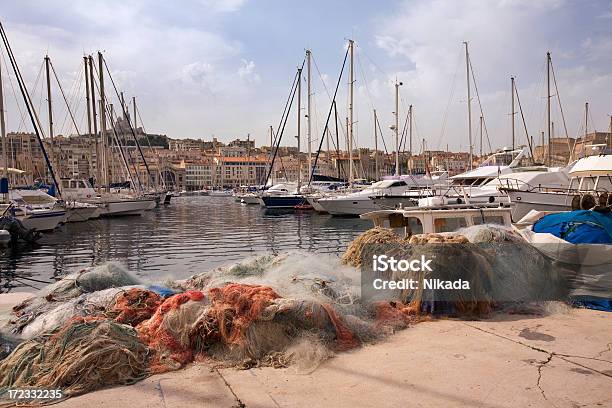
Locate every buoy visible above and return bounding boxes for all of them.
[0,229,11,245]
[580,194,596,210]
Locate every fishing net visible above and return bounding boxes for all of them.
[342,227,406,267]
[10,287,139,339]
[136,290,208,373]
[7,263,141,338]
[106,288,163,326]
[0,318,148,401]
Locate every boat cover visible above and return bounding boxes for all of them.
[533,210,612,244]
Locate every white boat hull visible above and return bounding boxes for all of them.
[98,199,155,217]
[241,195,260,205]
[306,197,327,213]
[317,197,378,216]
[19,210,66,231]
[66,206,102,223]
[506,190,573,222]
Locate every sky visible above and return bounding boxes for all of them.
[1,0,611,154]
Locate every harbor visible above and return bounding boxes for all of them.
[0,1,611,407]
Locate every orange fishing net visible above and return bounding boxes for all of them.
[108,289,163,326]
[137,290,206,373]
[206,283,280,345]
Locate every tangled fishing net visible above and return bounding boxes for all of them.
[0,318,149,402]
[0,224,573,403]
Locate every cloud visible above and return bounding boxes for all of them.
[237,59,261,84]
[199,0,246,13]
[368,0,612,151]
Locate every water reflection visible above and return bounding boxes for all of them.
[0,196,369,292]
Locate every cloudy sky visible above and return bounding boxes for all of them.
[1,0,611,153]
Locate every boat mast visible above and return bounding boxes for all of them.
[408,104,413,174]
[297,67,302,190]
[246,133,251,188]
[348,39,354,187]
[98,51,109,191]
[394,79,400,176]
[87,55,100,186]
[511,76,515,151]
[83,56,94,178]
[374,109,379,180]
[269,125,274,185]
[480,115,484,157]
[44,55,56,176]
[585,102,589,140]
[464,42,473,170]
[0,51,7,202]
[546,51,551,166]
[306,49,312,181]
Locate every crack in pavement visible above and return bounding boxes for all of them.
[214,368,246,408]
[594,342,612,359]
[155,378,169,408]
[536,354,554,406]
[462,322,612,406]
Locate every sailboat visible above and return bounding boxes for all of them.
[0,23,67,231]
[73,52,154,216]
[260,56,307,209]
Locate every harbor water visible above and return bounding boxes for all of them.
[0,196,369,292]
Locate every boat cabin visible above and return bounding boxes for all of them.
[360,204,513,237]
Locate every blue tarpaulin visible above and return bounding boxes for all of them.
[533,210,612,244]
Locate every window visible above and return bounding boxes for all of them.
[434,217,467,233]
[472,215,505,225]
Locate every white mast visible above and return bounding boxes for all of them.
[373,109,379,180]
[546,51,551,166]
[511,76,515,151]
[306,49,312,180]
[297,67,302,190]
[394,80,400,176]
[408,104,413,174]
[0,51,7,202]
[45,55,56,176]
[464,41,473,170]
[348,39,354,187]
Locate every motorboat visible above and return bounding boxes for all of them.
[316,179,422,216]
[60,179,155,217]
[360,202,513,235]
[259,182,306,208]
[500,152,612,219]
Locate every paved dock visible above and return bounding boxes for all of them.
[51,308,611,408]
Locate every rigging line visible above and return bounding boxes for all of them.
[376,114,390,155]
[135,102,166,189]
[313,54,348,141]
[58,60,84,136]
[308,46,349,186]
[104,100,141,191]
[355,42,392,82]
[513,80,534,158]
[102,56,153,187]
[0,50,28,132]
[50,60,81,135]
[262,60,304,186]
[467,56,492,153]
[0,22,61,196]
[435,47,462,151]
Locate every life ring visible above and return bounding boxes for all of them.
[571,195,581,210]
[598,192,609,207]
[580,194,596,210]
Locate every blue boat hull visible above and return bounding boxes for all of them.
[261,195,305,208]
